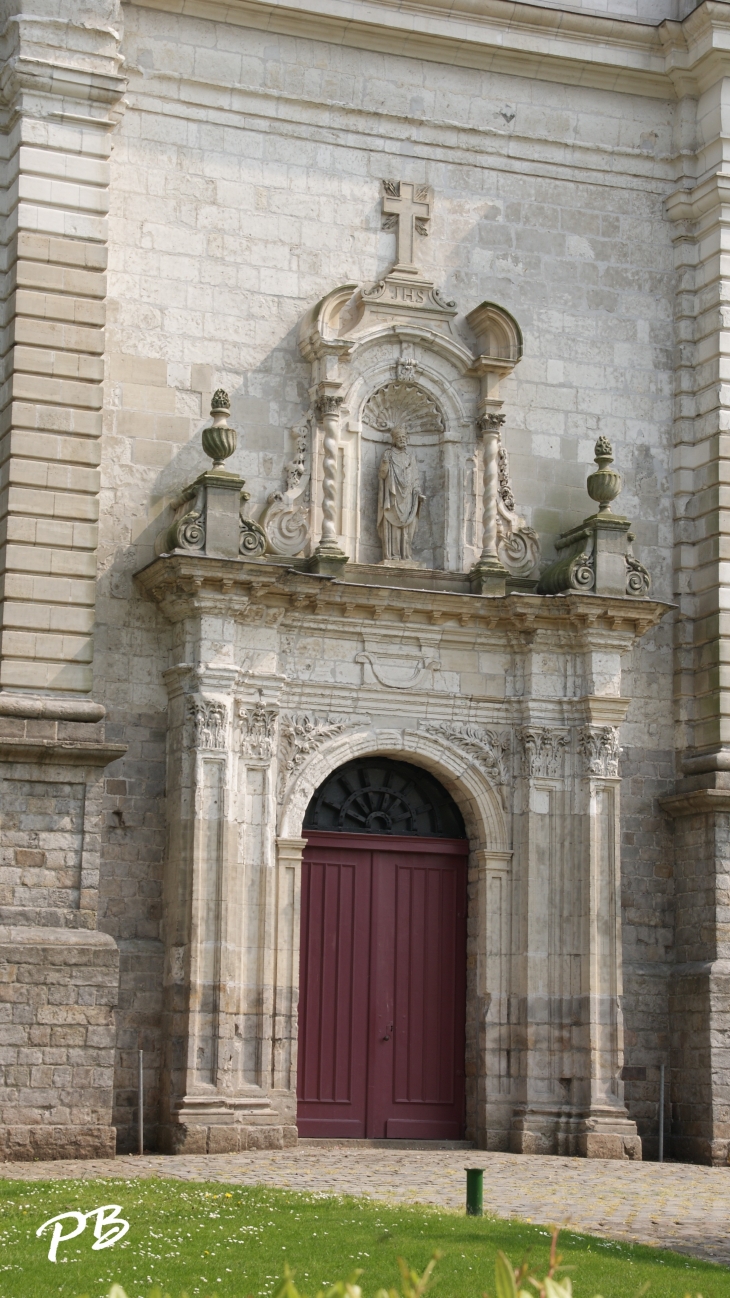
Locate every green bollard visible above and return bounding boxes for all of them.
[465,1167,484,1216]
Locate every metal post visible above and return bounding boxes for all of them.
[658,1062,665,1164]
[138,1049,144,1156]
[465,1167,483,1216]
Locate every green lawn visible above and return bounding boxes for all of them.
[0,1178,723,1298]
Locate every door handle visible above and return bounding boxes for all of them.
[381,1023,394,1041]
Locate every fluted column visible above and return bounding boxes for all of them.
[308,388,348,574]
[470,412,507,595]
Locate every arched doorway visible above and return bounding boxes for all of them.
[297,757,468,1139]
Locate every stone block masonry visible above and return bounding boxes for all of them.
[0,926,118,1161]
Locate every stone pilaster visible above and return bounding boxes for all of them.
[0,0,125,695]
[665,35,730,1162]
[509,634,640,1159]
[159,653,295,1154]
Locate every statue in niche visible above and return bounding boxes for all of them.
[377,428,424,562]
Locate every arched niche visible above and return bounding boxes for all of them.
[299,276,525,575]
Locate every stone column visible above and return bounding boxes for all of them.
[470,413,507,595]
[308,388,348,575]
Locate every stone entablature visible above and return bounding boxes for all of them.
[137,546,667,1157]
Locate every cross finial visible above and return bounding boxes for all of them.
[381,180,432,271]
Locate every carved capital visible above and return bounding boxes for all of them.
[477,413,506,437]
[578,725,620,777]
[315,393,344,421]
[188,698,228,751]
[518,727,569,779]
[239,699,278,759]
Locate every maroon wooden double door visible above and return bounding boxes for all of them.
[297,831,468,1139]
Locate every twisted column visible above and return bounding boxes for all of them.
[470,411,507,594]
[309,390,348,573]
[318,394,343,547]
[479,413,504,562]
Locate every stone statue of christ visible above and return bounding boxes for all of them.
[377,428,424,562]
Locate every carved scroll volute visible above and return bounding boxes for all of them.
[260,423,312,557]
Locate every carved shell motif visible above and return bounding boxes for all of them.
[363,382,445,438]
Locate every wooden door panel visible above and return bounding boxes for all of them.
[298,832,467,1141]
[368,842,467,1139]
[297,843,372,1136]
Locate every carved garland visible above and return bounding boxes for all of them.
[421,722,510,786]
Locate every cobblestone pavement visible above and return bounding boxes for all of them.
[0,1148,728,1267]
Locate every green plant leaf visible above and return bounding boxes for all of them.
[495,1251,519,1298]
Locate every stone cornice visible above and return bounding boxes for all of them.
[659,787,730,816]
[127,0,730,99]
[0,738,127,766]
[135,553,671,640]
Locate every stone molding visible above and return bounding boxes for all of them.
[0,737,126,765]
[136,555,671,642]
[659,788,730,817]
[0,695,106,721]
[128,0,730,99]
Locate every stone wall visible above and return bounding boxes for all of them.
[93,4,677,1148]
[0,926,118,1160]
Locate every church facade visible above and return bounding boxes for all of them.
[0,0,728,1164]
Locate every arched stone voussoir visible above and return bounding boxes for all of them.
[278,724,509,852]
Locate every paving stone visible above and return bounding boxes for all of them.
[0,1150,729,1266]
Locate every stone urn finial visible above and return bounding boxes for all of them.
[202,389,237,469]
[587,435,621,513]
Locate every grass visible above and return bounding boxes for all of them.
[0,1178,723,1298]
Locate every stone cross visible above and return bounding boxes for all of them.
[382,181,431,269]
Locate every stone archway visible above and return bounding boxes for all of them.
[275,725,511,1145]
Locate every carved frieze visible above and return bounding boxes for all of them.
[578,725,621,777]
[239,698,278,760]
[188,698,228,751]
[518,727,569,778]
[422,722,510,785]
